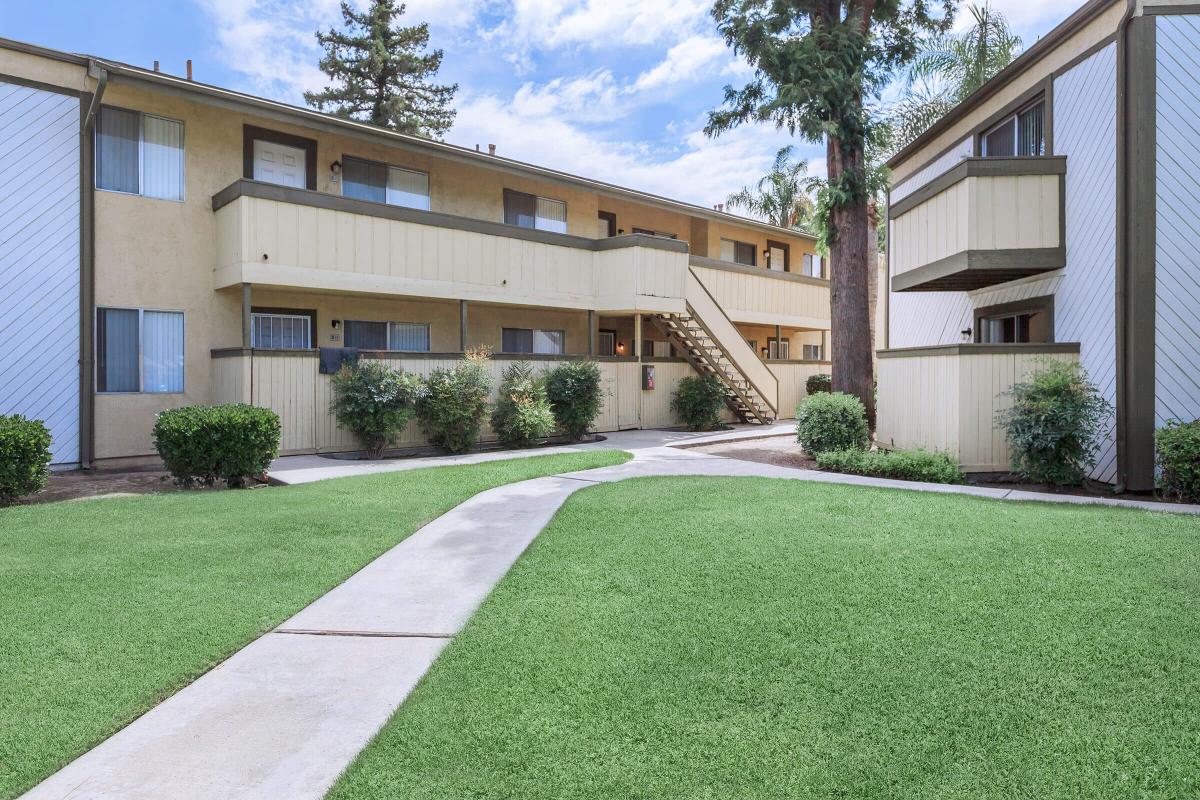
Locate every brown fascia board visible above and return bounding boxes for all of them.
[0,35,816,244]
[886,0,1121,170]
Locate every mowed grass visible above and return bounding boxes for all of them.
[330,477,1200,800]
[0,450,630,799]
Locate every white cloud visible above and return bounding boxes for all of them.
[631,34,746,93]
[501,0,710,49]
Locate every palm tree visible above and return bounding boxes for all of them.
[725,146,815,231]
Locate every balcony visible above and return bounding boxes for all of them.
[688,256,830,329]
[888,157,1066,292]
[875,342,1079,471]
[212,180,688,314]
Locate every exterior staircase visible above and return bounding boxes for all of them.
[654,269,779,425]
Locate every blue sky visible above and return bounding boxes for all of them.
[7,0,1073,212]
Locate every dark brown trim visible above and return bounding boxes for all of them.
[212,180,689,254]
[250,306,317,348]
[766,240,790,272]
[891,248,1065,292]
[973,294,1056,343]
[688,254,829,287]
[765,359,834,366]
[640,356,689,364]
[890,156,1067,217]
[242,125,318,190]
[877,342,1081,359]
[459,299,468,352]
[1143,4,1200,13]
[1119,13,1158,492]
[598,210,617,237]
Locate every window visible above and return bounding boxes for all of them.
[344,320,431,351]
[96,107,184,200]
[502,327,565,354]
[642,340,671,358]
[598,211,617,237]
[802,253,824,278]
[767,240,789,272]
[803,343,823,361]
[974,296,1054,344]
[598,330,616,357]
[631,227,678,239]
[503,189,567,233]
[251,312,313,349]
[720,238,756,266]
[982,99,1045,157]
[767,338,790,360]
[342,156,430,210]
[96,307,184,393]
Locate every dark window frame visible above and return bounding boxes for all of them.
[973,295,1055,344]
[340,153,430,208]
[598,327,618,357]
[598,210,617,237]
[766,239,790,272]
[251,306,317,349]
[243,125,318,190]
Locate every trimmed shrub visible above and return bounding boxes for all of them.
[796,392,869,455]
[671,373,727,431]
[416,348,493,454]
[545,360,603,442]
[492,362,555,448]
[0,414,52,505]
[815,448,964,484]
[331,360,423,459]
[998,360,1111,486]
[1156,419,1200,502]
[153,404,281,488]
[806,373,832,395]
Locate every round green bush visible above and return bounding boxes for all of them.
[544,360,603,442]
[671,373,727,431]
[331,360,423,458]
[1156,419,1200,502]
[805,373,832,395]
[416,349,493,454]
[796,392,869,455]
[997,360,1111,486]
[492,362,555,448]
[0,414,52,505]
[153,404,281,488]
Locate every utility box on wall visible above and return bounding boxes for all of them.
[642,364,655,390]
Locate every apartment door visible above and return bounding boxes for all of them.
[252,140,307,188]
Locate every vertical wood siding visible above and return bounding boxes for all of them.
[0,82,80,464]
[1155,16,1200,432]
[1053,43,1118,482]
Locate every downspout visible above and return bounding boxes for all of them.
[1113,0,1136,493]
[79,59,107,468]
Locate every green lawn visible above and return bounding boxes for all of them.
[330,477,1200,800]
[0,450,630,799]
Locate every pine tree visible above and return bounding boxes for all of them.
[304,1,457,139]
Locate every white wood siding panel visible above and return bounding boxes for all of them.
[690,265,830,328]
[0,82,80,464]
[1054,42,1118,482]
[1155,16,1200,436]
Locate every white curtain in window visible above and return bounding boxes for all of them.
[142,115,184,201]
[142,310,184,393]
[535,197,567,233]
[387,167,430,210]
[533,329,564,355]
[96,107,140,194]
[720,239,735,262]
[98,308,139,392]
[388,322,430,351]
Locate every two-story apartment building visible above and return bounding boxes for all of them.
[877,0,1200,491]
[0,38,832,466]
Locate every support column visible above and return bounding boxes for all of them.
[775,324,782,360]
[634,314,643,360]
[587,310,596,356]
[241,283,252,348]
[459,300,468,352]
[822,330,830,362]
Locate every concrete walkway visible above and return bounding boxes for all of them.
[23,426,1198,800]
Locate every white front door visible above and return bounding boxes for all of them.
[253,140,307,188]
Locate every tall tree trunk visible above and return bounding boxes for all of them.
[827,135,876,431]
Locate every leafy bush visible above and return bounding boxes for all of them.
[492,362,556,448]
[1156,419,1200,502]
[416,348,493,454]
[796,392,870,455]
[153,404,281,488]
[331,360,423,459]
[671,373,727,431]
[806,373,832,395]
[545,360,603,442]
[997,360,1111,486]
[815,448,964,484]
[0,414,52,505]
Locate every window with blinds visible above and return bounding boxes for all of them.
[803,344,823,360]
[251,312,312,350]
[802,253,823,278]
[982,99,1045,157]
[342,156,431,210]
[344,320,431,352]
[96,307,184,393]
[719,238,757,266]
[501,328,565,354]
[504,189,567,233]
[96,107,184,200]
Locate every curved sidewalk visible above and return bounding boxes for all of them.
[23,436,1197,800]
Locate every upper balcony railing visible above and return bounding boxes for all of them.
[888,156,1066,292]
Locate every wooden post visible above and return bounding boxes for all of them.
[459,300,468,352]
[634,314,643,360]
[775,324,782,360]
[587,310,595,356]
[241,283,252,348]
